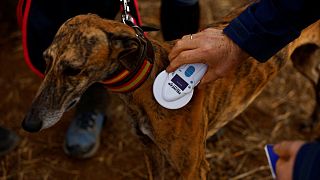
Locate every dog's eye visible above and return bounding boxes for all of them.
[112,39,122,49]
[63,66,82,76]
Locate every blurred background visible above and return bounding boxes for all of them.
[0,0,319,179]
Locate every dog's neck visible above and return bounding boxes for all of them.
[102,35,156,93]
[148,40,172,80]
[117,38,195,120]
[117,38,172,95]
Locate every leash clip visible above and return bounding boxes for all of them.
[120,0,134,24]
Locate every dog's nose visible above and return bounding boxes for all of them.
[22,118,42,132]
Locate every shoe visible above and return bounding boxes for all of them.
[64,84,108,159]
[64,112,105,158]
[161,0,200,41]
[0,126,20,156]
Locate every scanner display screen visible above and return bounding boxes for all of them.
[171,74,188,90]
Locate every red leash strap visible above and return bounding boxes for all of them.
[21,0,45,78]
[16,0,24,29]
[131,0,142,26]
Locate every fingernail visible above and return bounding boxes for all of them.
[273,144,281,153]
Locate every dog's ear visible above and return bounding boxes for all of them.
[110,34,141,71]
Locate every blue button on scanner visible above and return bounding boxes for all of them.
[184,66,195,77]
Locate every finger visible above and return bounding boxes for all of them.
[166,49,205,72]
[168,38,200,61]
[201,28,221,34]
[181,34,193,40]
[181,32,202,40]
[274,141,294,159]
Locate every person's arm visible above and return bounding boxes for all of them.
[224,0,320,62]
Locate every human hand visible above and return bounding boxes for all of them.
[273,140,306,180]
[166,28,249,86]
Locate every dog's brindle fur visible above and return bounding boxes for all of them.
[22,14,319,179]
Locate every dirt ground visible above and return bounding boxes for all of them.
[0,0,319,179]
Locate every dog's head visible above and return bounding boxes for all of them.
[22,14,146,132]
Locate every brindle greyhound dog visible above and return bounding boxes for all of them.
[22,14,319,179]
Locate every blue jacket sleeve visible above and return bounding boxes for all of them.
[223,0,320,62]
[293,142,320,180]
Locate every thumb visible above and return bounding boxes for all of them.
[274,141,293,159]
[166,62,181,73]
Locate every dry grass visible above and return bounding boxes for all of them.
[1,0,319,179]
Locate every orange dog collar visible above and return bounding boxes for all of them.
[102,59,153,93]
